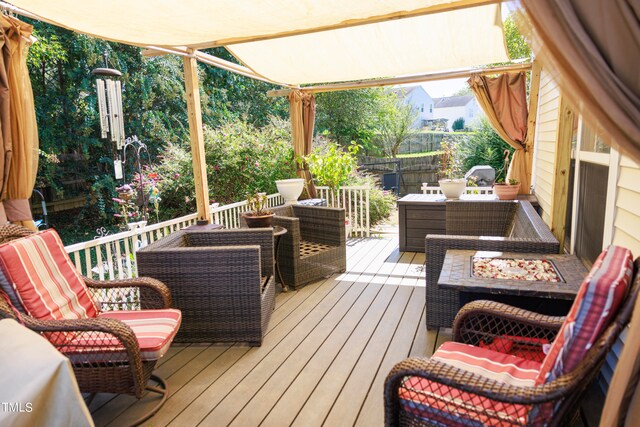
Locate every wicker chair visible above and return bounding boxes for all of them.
[0,228,180,426]
[385,252,640,427]
[425,200,559,329]
[137,228,276,345]
[269,205,347,289]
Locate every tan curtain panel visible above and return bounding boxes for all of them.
[518,0,640,162]
[0,27,10,205]
[468,72,531,193]
[1,16,38,230]
[288,90,317,199]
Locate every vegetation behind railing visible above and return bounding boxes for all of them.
[66,187,370,280]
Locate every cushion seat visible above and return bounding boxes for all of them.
[63,309,181,361]
[400,342,541,426]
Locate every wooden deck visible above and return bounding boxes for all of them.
[89,237,450,426]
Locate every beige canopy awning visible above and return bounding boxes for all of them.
[229,5,508,85]
[9,0,509,86]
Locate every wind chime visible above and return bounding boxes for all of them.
[92,52,125,179]
[92,53,152,221]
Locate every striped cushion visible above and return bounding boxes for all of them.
[64,309,181,361]
[536,246,633,384]
[399,342,541,426]
[0,229,98,320]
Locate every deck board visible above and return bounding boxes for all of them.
[93,237,439,427]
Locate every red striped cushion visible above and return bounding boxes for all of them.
[399,342,541,426]
[536,246,633,384]
[63,309,181,361]
[0,230,98,320]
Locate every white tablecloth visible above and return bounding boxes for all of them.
[0,319,94,427]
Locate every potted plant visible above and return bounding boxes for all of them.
[494,178,520,200]
[493,150,520,200]
[242,191,274,228]
[438,138,466,200]
[303,140,359,206]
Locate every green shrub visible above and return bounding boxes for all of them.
[155,116,297,218]
[346,173,396,226]
[305,137,360,192]
[459,118,514,182]
[452,117,465,131]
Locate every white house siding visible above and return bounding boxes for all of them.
[465,100,484,129]
[399,86,433,128]
[532,71,640,394]
[612,155,640,255]
[532,70,561,225]
[432,105,466,131]
[432,100,485,131]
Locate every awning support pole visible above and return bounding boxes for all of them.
[183,52,211,223]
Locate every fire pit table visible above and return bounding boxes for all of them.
[437,250,589,316]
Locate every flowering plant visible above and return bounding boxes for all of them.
[113,184,141,228]
[245,191,272,216]
[112,166,163,227]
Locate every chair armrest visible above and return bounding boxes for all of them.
[453,300,564,353]
[293,205,345,246]
[384,357,576,427]
[84,276,172,310]
[273,215,301,256]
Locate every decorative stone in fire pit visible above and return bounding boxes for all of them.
[472,257,561,282]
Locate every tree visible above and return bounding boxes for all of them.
[315,88,390,150]
[377,95,419,158]
[452,87,472,97]
[504,15,532,61]
[452,117,465,131]
[26,20,291,243]
[459,118,514,182]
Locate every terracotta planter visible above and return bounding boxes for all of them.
[438,178,466,200]
[493,183,520,200]
[242,212,275,228]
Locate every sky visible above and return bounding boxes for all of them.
[420,78,469,98]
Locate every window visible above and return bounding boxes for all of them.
[420,104,424,112]
[581,126,610,154]
[429,104,433,113]
[567,119,617,268]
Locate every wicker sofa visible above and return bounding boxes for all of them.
[137,228,275,345]
[269,204,347,290]
[425,200,559,329]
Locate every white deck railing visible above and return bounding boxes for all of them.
[65,187,370,280]
[421,184,494,195]
[316,185,370,237]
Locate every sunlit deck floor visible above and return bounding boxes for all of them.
[89,236,450,426]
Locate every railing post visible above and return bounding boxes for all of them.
[365,187,370,237]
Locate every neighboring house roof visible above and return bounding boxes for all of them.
[392,85,425,98]
[433,95,474,108]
